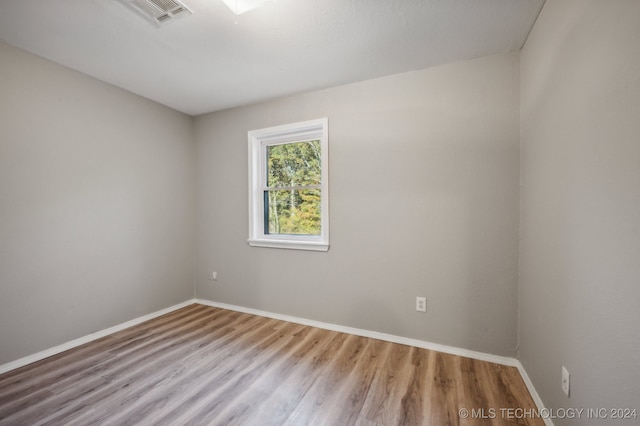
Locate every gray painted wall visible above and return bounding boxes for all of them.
[194,53,521,356]
[0,41,195,364]
[520,0,640,423]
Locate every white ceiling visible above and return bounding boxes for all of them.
[0,0,545,116]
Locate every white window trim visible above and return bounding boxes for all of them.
[248,118,329,251]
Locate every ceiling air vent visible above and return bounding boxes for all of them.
[124,0,192,26]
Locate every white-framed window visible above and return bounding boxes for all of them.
[248,118,329,251]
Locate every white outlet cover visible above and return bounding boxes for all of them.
[561,366,570,397]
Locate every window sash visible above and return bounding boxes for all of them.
[248,118,329,251]
[263,188,322,236]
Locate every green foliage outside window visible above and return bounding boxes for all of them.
[266,140,321,235]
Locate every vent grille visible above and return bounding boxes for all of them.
[124,0,192,25]
[148,0,182,12]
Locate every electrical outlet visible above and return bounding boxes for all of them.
[416,297,427,312]
[561,366,570,397]
[208,271,218,281]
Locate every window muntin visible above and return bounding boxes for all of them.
[248,119,329,251]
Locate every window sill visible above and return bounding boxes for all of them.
[248,239,329,252]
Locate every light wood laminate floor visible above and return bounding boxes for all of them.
[0,304,543,425]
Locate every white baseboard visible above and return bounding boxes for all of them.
[516,363,555,426]
[0,299,196,375]
[195,298,518,365]
[0,297,552,426]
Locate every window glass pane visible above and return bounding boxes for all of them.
[265,189,321,235]
[267,140,321,188]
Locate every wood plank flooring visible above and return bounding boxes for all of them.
[0,304,543,425]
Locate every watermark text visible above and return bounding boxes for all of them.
[458,407,638,421]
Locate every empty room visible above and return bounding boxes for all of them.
[1,0,638,425]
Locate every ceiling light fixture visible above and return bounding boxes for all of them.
[221,0,271,15]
